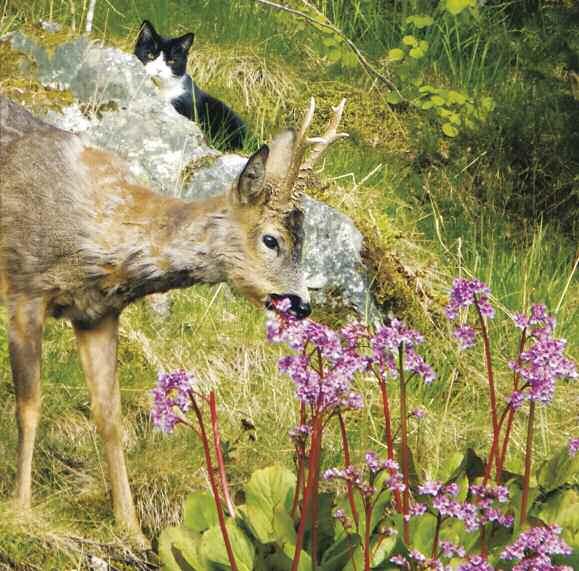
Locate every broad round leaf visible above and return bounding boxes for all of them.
[442,123,459,137]
[201,520,255,571]
[183,491,219,533]
[388,48,405,62]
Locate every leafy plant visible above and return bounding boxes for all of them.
[153,279,576,570]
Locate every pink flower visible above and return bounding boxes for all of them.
[568,437,579,457]
[446,278,494,320]
[453,325,477,350]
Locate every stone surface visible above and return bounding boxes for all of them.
[7,34,377,317]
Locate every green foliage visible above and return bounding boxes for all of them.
[159,465,361,570]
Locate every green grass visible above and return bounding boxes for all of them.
[0,0,577,567]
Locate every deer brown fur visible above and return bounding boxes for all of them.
[0,95,347,540]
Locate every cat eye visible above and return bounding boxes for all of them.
[167,59,175,64]
[262,235,279,251]
[147,53,156,60]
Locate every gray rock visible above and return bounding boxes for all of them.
[8,34,377,317]
[25,37,218,192]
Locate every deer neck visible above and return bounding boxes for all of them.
[100,190,235,304]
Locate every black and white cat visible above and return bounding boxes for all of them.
[134,20,247,150]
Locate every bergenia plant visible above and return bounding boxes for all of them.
[152,275,576,571]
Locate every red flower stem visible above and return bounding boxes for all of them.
[431,515,442,559]
[191,399,238,571]
[495,407,515,483]
[291,414,323,571]
[482,406,510,485]
[398,344,410,545]
[209,390,236,518]
[291,404,307,518]
[375,369,402,513]
[474,300,500,478]
[363,499,372,571]
[520,400,536,528]
[338,412,359,528]
[496,330,527,482]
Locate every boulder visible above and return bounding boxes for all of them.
[8,34,378,318]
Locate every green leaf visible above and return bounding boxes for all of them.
[386,91,403,105]
[282,542,313,571]
[340,50,358,68]
[445,0,474,16]
[535,488,579,532]
[320,534,361,571]
[158,526,212,571]
[431,95,445,107]
[481,96,495,113]
[201,520,255,571]
[406,15,434,29]
[183,492,219,533]
[241,465,296,543]
[447,90,468,105]
[442,123,459,137]
[304,492,335,556]
[370,532,397,567]
[537,446,579,492]
[402,35,418,47]
[419,85,439,94]
[388,48,405,62]
[409,46,426,59]
[409,513,438,555]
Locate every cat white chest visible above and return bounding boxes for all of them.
[144,55,187,101]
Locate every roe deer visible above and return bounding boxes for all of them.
[0,95,347,540]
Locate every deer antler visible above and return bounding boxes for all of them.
[282,97,348,202]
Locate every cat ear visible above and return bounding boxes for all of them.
[177,32,195,53]
[138,20,158,42]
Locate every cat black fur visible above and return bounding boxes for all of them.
[134,20,247,150]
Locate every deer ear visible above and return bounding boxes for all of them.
[234,145,269,206]
[178,32,194,52]
[265,129,295,180]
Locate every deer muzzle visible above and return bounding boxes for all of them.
[266,293,311,319]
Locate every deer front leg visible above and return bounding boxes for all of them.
[9,296,46,510]
[73,313,144,541]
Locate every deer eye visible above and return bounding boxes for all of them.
[262,235,279,250]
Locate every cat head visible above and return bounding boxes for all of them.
[134,20,194,80]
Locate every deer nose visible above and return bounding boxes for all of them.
[287,294,311,319]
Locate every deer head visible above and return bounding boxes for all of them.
[219,98,348,318]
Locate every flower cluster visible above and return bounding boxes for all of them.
[513,304,555,338]
[371,319,436,383]
[323,453,405,498]
[453,325,477,350]
[150,370,196,433]
[508,306,576,406]
[446,278,495,320]
[446,278,494,351]
[457,556,494,570]
[391,549,447,570]
[501,525,572,571]
[267,303,368,413]
[416,481,512,532]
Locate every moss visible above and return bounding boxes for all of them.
[0,37,74,112]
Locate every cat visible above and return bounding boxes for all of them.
[134,20,247,150]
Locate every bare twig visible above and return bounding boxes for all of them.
[253,0,401,97]
[85,0,97,33]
